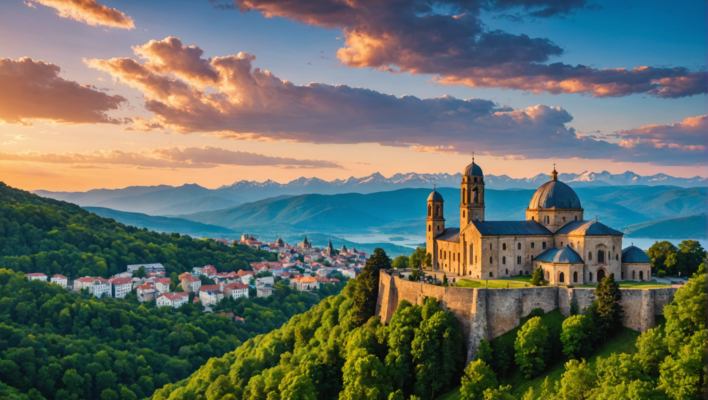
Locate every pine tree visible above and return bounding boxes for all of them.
[352,248,392,326]
[530,268,544,286]
[592,273,623,340]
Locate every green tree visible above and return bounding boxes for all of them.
[120,387,137,400]
[409,247,427,269]
[561,315,593,360]
[676,240,706,277]
[352,248,391,326]
[476,339,493,366]
[592,273,623,340]
[554,359,596,400]
[482,385,515,400]
[340,348,391,400]
[101,388,119,400]
[634,327,667,375]
[646,241,678,274]
[134,267,147,278]
[514,317,548,378]
[392,255,409,270]
[460,360,497,400]
[530,268,544,286]
[385,301,422,394]
[206,375,234,400]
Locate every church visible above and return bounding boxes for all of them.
[426,159,652,285]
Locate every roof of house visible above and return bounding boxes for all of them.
[555,220,623,236]
[110,277,133,285]
[202,265,216,273]
[621,245,651,263]
[535,246,584,264]
[200,284,221,292]
[181,275,200,283]
[138,283,156,291]
[155,278,172,285]
[293,276,317,283]
[75,277,95,283]
[224,282,249,290]
[52,274,68,279]
[470,220,552,236]
[238,270,256,276]
[158,292,188,301]
[436,227,460,242]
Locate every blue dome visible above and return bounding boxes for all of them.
[535,246,584,264]
[463,162,483,176]
[428,190,443,201]
[622,245,651,263]
[529,180,582,209]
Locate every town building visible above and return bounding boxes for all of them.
[137,283,156,302]
[199,288,224,305]
[51,274,68,287]
[154,277,172,294]
[127,263,165,274]
[89,278,112,298]
[156,292,188,308]
[299,235,312,249]
[26,273,47,282]
[109,277,133,298]
[426,159,652,284]
[290,276,319,291]
[257,283,274,297]
[181,275,201,293]
[223,282,249,299]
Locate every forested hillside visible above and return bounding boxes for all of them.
[0,182,272,279]
[0,269,345,400]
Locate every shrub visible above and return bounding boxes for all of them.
[514,317,549,378]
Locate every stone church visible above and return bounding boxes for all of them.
[426,159,652,285]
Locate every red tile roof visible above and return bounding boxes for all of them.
[224,283,249,290]
[158,292,188,301]
[52,274,68,279]
[110,277,132,285]
[181,275,200,283]
[200,284,221,292]
[75,277,95,283]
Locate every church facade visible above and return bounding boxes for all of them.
[426,160,652,285]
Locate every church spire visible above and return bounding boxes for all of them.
[551,163,558,181]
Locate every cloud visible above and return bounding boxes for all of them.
[615,115,707,150]
[0,146,342,169]
[28,0,135,29]
[220,0,703,98]
[87,37,705,166]
[0,57,128,126]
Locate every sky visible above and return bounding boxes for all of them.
[0,0,706,191]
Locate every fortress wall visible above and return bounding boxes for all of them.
[377,272,678,363]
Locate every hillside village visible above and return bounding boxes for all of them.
[24,234,363,315]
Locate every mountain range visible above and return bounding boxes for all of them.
[34,171,708,215]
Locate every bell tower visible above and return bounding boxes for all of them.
[461,153,485,227]
[426,187,445,270]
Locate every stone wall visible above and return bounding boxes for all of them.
[376,272,678,364]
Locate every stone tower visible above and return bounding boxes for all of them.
[461,155,485,227]
[426,188,445,269]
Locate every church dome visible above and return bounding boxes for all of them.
[528,170,581,209]
[535,246,584,264]
[463,162,483,176]
[428,190,443,201]
[621,245,651,263]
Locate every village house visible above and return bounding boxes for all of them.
[127,263,165,274]
[147,270,166,278]
[51,274,68,287]
[257,283,274,298]
[223,282,249,299]
[154,277,172,294]
[156,292,188,308]
[181,275,201,293]
[137,283,156,302]
[290,276,319,291]
[199,287,224,305]
[90,278,112,298]
[109,277,133,298]
[26,273,47,282]
[73,277,95,291]
[112,272,132,279]
[202,265,217,277]
[256,276,275,285]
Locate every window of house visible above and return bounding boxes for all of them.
[503,243,507,250]
[598,250,605,263]
[502,256,506,264]
[489,257,493,263]
[505,269,508,275]
[517,243,521,250]
[490,243,493,250]
[575,216,578,221]
[588,252,592,260]
[517,256,521,264]
[589,272,593,281]
[531,242,535,249]
[542,242,547,249]
[463,210,466,218]
[489,272,493,277]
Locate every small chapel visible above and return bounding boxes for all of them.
[426,158,652,285]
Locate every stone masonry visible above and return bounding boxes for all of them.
[375,272,677,364]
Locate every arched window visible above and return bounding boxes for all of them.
[473,188,479,204]
[437,225,441,232]
[489,257,493,263]
[589,272,593,282]
[616,254,619,261]
[561,242,564,247]
[503,243,507,251]
[598,250,605,263]
[470,244,474,263]
[502,256,506,265]
[428,225,431,232]
[505,269,508,275]
[490,243,492,250]
[517,256,521,264]
[632,270,635,279]
[573,271,578,283]
[542,242,547,249]
[532,216,535,221]
[563,217,566,222]
[474,177,478,183]
[639,271,644,281]
[621,271,624,279]
[608,252,610,261]
[531,242,535,249]
[435,205,440,216]
[575,215,578,221]
[517,243,521,250]
[453,253,455,261]
[475,256,477,263]
[588,252,592,260]
[462,189,467,204]
[463,210,466,218]
[427,205,431,216]
[489,272,493,277]
[559,272,565,283]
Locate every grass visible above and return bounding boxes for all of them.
[454,278,531,289]
[437,316,667,399]
[574,281,671,289]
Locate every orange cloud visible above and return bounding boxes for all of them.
[616,115,707,149]
[0,146,342,169]
[0,57,127,126]
[28,0,135,29]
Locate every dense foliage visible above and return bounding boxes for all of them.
[0,183,273,279]
[152,269,465,400]
[646,239,705,277]
[0,270,346,400]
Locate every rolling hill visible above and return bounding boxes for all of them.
[85,207,237,237]
[622,214,707,239]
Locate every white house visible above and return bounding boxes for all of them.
[256,283,273,298]
[199,289,224,305]
[26,273,47,282]
[127,263,165,274]
[110,277,133,298]
[256,276,274,285]
[154,278,172,294]
[156,292,188,308]
[89,278,112,298]
[51,274,68,287]
[223,283,249,300]
[73,277,95,291]
[137,283,157,302]
[181,275,201,293]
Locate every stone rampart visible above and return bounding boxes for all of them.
[376,272,678,363]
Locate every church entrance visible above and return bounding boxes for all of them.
[597,269,606,282]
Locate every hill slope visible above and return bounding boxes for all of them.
[623,214,707,239]
[85,206,237,237]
